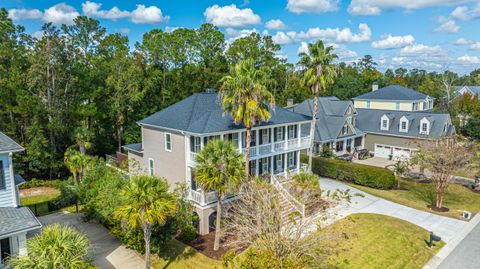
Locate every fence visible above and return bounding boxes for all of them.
[28,200,79,217]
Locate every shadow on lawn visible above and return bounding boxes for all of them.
[157,240,196,269]
[407,182,436,206]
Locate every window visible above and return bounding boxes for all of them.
[287,152,295,168]
[420,117,430,135]
[226,133,239,147]
[164,133,172,152]
[342,124,348,135]
[190,136,202,152]
[396,102,400,110]
[261,129,270,144]
[149,159,155,176]
[0,160,4,190]
[400,121,407,131]
[275,155,283,171]
[288,125,296,139]
[366,101,371,108]
[275,127,284,142]
[412,102,418,111]
[421,123,428,133]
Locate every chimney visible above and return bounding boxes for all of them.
[372,82,379,91]
[287,98,294,107]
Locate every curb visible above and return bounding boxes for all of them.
[423,213,480,269]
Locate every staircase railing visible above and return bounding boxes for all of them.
[271,175,305,217]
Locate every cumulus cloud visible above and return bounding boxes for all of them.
[297,42,358,62]
[204,4,261,28]
[435,17,459,32]
[399,44,446,57]
[272,32,292,45]
[265,19,286,30]
[371,34,415,49]
[470,42,480,50]
[348,0,469,16]
[455,38,473,45]
[449,4,480,21]
[457,55,480,64]
[287,0,339,14]
[131,5,168,24]
[7,8,43,21]
[224,28,258,42]
[43,3,80,25]
[286,23,371,44]
[82,1,130,20]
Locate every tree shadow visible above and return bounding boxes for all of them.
[157,240,196,269]
[408,182,436,206]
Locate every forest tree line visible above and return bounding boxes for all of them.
[0,9,479,179]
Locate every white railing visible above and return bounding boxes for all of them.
[189,152,197,163]
[271,175,305,217]
[300,136,311,147]
[287,138,299,149]
[189,189,218,206]
[242,147,257,158]
[258,144,272,155]
[274,141,285,151]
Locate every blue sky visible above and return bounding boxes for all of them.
[3,0,480,74]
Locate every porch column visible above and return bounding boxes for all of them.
[343,139,347,153]
[283,153,288,177]
[296,151,300,173]
[284,126,288,149]
[270,127,274,152]
[361,135,365,149]
[238,131,242,150]
[255,159,259,177]
[255,129,259,156]
[200,136,204,150]
[297,123,301,146]
[270,156,274,175]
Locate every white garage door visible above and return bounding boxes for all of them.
[374,144,392,158]
[392,147,411,160]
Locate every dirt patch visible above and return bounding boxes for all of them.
[427,205,450,212]
[183,232,233,260]
[20,187,60,198]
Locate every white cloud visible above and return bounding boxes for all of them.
[455,38,473,45]
[7,8,43,21]
[449,4,480,21]
[435,18,459,32]
[204,4,261,28]
[43,3,80,25]
[457,55,480,64]
[400,44,446,57]
[131,5,168,24]
[225,28,258,42]
[33,31,44,39]
[297,42,309,54]
[287,0,339,14]
[297,42,358,62]
[288,23,371,43]
[371,34,415,49]
[470,42,480,50]
[81,1,130,20]
[116,28,130,34]
[265,19,286,30]
[272,32,292,45]
[348,0,470,16]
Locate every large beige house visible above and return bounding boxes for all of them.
[123,90,311,234]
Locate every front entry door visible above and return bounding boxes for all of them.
[0,237,11,263]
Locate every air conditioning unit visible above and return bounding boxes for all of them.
[462,211,472,219]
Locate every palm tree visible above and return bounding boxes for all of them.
[115,176,176,269]
[7,224,92,269]
[194,140,244,251]
[64,148,86,185]
[219,59,275,177]
[298,40,338,173]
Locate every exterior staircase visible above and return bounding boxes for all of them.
[271,175,306,225]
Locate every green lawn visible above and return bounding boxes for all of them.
[319,213,444,269]
[347,180,480,219]
[152,239,222,269]
[21,192,61,216]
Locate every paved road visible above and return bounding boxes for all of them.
[38,212,146,269]
[319,178,467,243]
[436,219,480,269]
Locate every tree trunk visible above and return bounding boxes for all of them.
[436,192,444,209]
[245,126,252,178]
[143,222,152,269]
[214,196,223,251]
[308,90,319,173]
[117,125,123,152]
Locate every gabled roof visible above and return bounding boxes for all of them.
[138,92,311,134]
[0,132,24,153]
[291,97,362,142]
[0,207,42,237]
[353,85,428,101]
[356,108,454,138]
[455,86,480,97]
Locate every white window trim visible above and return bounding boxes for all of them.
[419,118,430,135]
[399,116,409,133]
[148,158,155,176]
[164,133,172,152]
[380,115,389,131]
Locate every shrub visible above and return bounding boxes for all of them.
[178,224,198,242]
[20,178,63,189]
[306,156,396,189]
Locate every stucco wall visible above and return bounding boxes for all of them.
[141,126,187,190]
[364,133,418,151]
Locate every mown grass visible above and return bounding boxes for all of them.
[319,213,444,269]
[152,239,222,269]
[347,180,480,219]
[21,192,61,216]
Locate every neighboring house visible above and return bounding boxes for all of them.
[123,90,312,235]
[0,132,41,267]
[289,97,365,156]
[353,84,434,112]
[455,85,480,99]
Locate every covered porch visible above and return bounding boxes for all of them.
[313,134,365,156]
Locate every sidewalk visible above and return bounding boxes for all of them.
[319,178,468,243]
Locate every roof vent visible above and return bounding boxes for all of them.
[286,98,294,107]
[372,82,379,91]
[205,88,215,93]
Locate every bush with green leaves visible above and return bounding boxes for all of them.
[305,156,396,189]
[7,224,94,269]
[19,178,63,189]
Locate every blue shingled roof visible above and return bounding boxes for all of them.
[138,92,311,134]
[353,85,428,101]
[0,207,42,237]
[0,132,24,153]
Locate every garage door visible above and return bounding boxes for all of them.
[392,147,411,160]
[374,144,392,158]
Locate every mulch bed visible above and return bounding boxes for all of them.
[427,205,450,212]
[183,232,233,260]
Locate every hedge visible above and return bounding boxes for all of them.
[304,156,396,189]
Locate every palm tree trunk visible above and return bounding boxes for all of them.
[214,196,223,251]
[143,222,152,269]
[245,127,252,178]
[308,92,318,173]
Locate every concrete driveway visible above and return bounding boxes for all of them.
[319,178,468,243]
[353,156,394,168]
[38,212,146,269]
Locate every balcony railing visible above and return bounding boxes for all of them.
[189,189,237,206]
[190,136,311,164]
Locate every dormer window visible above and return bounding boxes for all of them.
[342,124,348,135]
[399,116,409,133]
[381,115,389,131]
[420,117,430,135]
